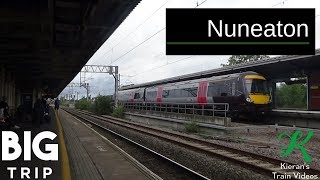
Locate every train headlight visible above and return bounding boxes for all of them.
[246,97,252,103]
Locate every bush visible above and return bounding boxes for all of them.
[92,96,113,115]
[185,120,200,133]
[61,99,70,107]
[275,83,307,109]
[112,105,125,118]
[75,98,92,111]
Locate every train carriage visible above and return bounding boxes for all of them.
[119,71,271,118]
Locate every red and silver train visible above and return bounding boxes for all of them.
[118,71,271,116]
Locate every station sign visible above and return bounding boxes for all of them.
[166,8,315,55]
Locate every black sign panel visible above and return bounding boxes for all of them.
[166,8,315,55]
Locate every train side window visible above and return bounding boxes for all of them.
[152,91,157,98]
[134,93,140,99]
[208,84,218,96]
[163,90,169,98]
[146,91,157,100]
[173,89,178,98]
[181,89,186,97]
[168,90,174,98]
[191,87,198,97]
[181,88,187,97]
[183,87,198,97]
[219,84,227,96]
[174,89,181,97]
[170,90,175,97]
[206,82,232,97]
[182,89,191,97]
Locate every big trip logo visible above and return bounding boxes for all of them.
[1,131,58,179]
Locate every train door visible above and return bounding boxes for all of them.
[156,86,163,103]
[197,82,208,104]
[130,91,134,102]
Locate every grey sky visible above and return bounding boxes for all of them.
[60,0,320,98]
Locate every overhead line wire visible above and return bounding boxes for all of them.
[108,27,166,65]
[95,0,170,63]
[121,0,210,78]
[271,0,289,7]
[130,56,194,78]
[119,0,316,86]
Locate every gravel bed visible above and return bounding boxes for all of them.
[81,114,272,180]
[120,117,320,171]
[202,126,320,171]
[95,125,203,180]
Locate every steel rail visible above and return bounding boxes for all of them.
[63,108,210,180]
[64,108,320,178]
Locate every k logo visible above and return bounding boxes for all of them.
[278,130,313,163]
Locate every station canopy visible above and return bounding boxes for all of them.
[121,49,320,90]
[0,0,140,96]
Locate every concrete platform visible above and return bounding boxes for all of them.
[57,109,156,180]
[272,109,320,115]
[0,108,64,180]
[270,109,320,129]
[121,112,227,136]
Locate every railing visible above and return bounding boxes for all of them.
[119,101,229,118]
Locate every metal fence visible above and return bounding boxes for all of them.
[119,102,229,118]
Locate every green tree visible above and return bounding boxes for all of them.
[221,55,269,67]
[275,83,307,109]
[92,95,113,115]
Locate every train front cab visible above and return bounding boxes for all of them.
[242,74,271,116]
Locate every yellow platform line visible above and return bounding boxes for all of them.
[55,110,72,180]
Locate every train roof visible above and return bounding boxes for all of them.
[120,71,259,91]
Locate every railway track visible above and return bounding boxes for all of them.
[62,108,210,180]
[63,107,320,179]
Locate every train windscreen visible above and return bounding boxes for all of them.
[245,79,269,94]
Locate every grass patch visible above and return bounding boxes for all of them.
[185,120,200,133]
